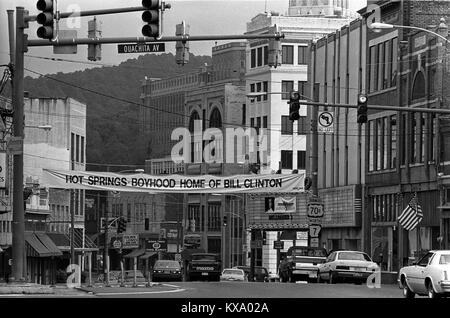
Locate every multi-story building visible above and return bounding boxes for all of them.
[0,97,93,284]
[358,0,450,271]
[288,0,352,18]
[310,0,450,273]
[184,42,248,267]
[244,4,353,275]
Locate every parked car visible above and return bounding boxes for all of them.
[234,266,269,282]
[398,250,450,298]
[220,268,247,282]
[318,250,379,284]
[152,260,183,282]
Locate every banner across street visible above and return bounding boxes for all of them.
[42,169,305,194]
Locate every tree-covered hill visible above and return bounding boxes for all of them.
[23,53,211,171]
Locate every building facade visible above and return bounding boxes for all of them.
[244,10,353,275]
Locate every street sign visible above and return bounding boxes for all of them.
[307,203,324,218]
[6,136,23,155]
[118,43,165,54]
[309,224,322,238]
[147,239,167,251]
[318,111,334,133]
[122,234,139,249]
[296,231,308,240]
[113,240,122,249]
[273,241,284,250]
[310,238,319,248]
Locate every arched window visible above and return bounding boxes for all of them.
[412,71,426,100]
[209,108,222,128]
[189,111,200,132]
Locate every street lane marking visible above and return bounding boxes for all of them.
[95,288,186,296]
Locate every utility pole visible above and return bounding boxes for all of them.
[70,191,75,264]
[103,203,108,278]
[311,83,320,196]
[10,7,26,283]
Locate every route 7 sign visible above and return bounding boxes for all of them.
[309,224,322,238]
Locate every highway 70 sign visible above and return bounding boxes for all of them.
[307,203,324,218]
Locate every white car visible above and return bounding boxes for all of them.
[220,268,246,282]
[318,250,379,284]
[398,250,450,298]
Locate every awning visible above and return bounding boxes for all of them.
[124,248,146,258]
[46,231,99,251]
[25,232,62,257]
[140,251,158,260]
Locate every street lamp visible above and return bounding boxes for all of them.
[369,21,450,45]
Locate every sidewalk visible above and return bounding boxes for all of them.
[0,283,91,296]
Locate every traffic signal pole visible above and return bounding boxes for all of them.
[10,7,26,283]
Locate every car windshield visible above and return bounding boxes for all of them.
[155,261,179,269]
[223,269,243,275]
[439,254,450,264]
[338,252,371,261]
[192,254,217,261]
[294,257,326,264]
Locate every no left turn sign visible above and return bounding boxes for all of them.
[318,111,334,133]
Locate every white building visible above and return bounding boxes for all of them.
[244,5,354,274]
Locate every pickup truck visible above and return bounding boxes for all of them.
[287,247,327,283]
[186,253,222,282]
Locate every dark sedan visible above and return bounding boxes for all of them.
[152,260,183,282]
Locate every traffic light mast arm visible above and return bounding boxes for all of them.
[27,33,284,46]
[26,6,153,22]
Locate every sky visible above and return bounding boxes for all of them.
[0,0,367,76]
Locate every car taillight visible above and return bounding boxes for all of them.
[444,271,448,281]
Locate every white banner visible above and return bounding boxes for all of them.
[0,152,6,188]
[42,169,305,194]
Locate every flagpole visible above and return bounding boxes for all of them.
[416,193,421,258]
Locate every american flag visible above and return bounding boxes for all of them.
[398,194,423,231]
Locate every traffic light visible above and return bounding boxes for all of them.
[289,91,301,121]
[268,25,281,68]
[36,0,54,39]
[357,94,368,124]
[175,21,189,66]
[142,0,161,38]
[223,215,228,227]
[117,217,127,234]
[304,177,312,190]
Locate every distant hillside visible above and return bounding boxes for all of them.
[23,53,212,171]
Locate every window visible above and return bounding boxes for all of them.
[251,49,256,68]
[263,81,268,101]
[297,116,307,135]
[256,117,261,134]
[412,71,426,100]
[256,82,262,102]
[281,81,294,100]
[242,104,246,125]
[369,46,376,93]
[81,136,85,164]
[379,43,385,90]
[400,114,406,165]
[263,46,268,65]
[207,204,221,232]
[297,151,306,169]
[391,38,398,86]
[384,40,391,89]
[250,118,255,128]
[263,116,268,128]
[298,46,307,64]
[281,150,293,169]
[369,120,374,171]
[377,119,382,170]
[281,116,293,135]
[410,113,417,164]
[390,115,397,168]
[282,45,294,64]
[76,134,80,162]
[70,133,75,163]
[429,113,436,161]
[257,47,263,67]
[418,252,434,266]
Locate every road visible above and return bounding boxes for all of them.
[78,281,403,298]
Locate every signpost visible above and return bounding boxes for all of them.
[309,224,322,238]
[113,240,122,249]
[273,241,284,250]
[147,239,167,252]
[122,234,139,249]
